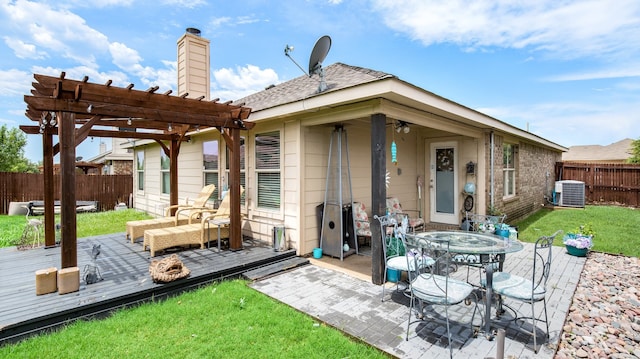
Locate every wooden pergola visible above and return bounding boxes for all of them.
[20,72,253,269]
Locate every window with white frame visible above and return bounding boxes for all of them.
[503,143,517,197]
[203,140,220,202]
[255,131,280,209]
[160,150,170,195]
[136,151,144,191]
[225,136,246,205]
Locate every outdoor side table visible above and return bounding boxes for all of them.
[207,218,231,251]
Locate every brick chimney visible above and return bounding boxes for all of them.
[177,28,210,100]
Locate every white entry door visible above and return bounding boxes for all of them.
[429,141,458,224]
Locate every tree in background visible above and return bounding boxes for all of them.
[628,138,640,164]
[0,125,40,173]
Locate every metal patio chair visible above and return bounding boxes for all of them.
[403,232,479,358]
[483,230,562,353]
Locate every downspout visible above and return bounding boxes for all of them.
[490,131,495,212]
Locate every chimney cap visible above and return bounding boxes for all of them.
[186,27,201,36]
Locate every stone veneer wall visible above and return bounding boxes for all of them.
[112,160,133,175]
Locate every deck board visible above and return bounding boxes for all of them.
[0,233,294,344]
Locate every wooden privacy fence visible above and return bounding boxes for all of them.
[556,162,640,207]
[0,173,132,215]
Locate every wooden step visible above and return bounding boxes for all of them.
[243,256,309,281]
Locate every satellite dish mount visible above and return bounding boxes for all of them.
[284,35,332,93]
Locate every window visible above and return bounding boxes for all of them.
[255,131,280,209]
[225,136,246,205]
[503,143,516,197]
[136,151,144,191]
[203,140,220,201]
[161,150,170,195]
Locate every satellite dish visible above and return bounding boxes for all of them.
[284,35,332,93]
[308,35,331,92]
[308,35,331,75]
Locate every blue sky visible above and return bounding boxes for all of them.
[1,0,639,162]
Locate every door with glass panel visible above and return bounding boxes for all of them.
[429,142,458,224]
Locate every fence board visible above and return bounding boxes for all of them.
[0,173,132,215]
[556,162,640,207]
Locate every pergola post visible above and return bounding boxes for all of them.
[42,127,56,248]
[59,111,77,268]
[229,128,242,250]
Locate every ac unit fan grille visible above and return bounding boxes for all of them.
[560,182,585,208]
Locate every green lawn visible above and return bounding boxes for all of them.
[515,205,640,257]
[0,280,386,359]
[0,209,152,247]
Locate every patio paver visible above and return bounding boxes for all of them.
[250,242,587,358]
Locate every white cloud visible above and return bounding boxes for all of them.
[372,0,640,60]
[161,0,206,9]
[545,66,640,82]
[0,69,33,96]
[212,65,279,101]
[2,0,110,67]
[57,0,135,8]
[3,36,47,59]
[1,1,177,92]
[479,101,640,147]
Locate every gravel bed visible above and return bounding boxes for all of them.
[555,252,640,359]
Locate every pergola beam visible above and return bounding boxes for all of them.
[21,73,253,270]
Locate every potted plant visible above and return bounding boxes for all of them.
[563,223,595,257]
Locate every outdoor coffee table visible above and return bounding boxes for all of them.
[406,230,524,339]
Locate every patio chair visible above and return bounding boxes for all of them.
[403,232,479,358]
[483,230,562,353]
[143,187,243,257]
[461,212,506,233]
[386,197,424,232]
[352,202,372,247]
[126,184,216,243]
[454,212,508,284]
[375,214,433,302]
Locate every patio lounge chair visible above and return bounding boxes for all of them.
[126,184,216,243]
[143,187,243,257]
[386,197,424,232]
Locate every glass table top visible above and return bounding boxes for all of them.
[406,230,524,255]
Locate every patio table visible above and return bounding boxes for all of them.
[405,230,524,339]
[207,218,231,251]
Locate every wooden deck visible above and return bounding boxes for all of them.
[0,233,297,345]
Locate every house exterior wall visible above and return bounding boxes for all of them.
[486,133,562,224]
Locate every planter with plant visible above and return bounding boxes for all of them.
[563,223,595,257]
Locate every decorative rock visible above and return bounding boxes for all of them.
[555,252,640,359]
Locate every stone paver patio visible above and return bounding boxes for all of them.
[250,242,586,358]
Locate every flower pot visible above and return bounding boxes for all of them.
[313,247,323,259]
[566,245,588,257]
[386,268,400,283]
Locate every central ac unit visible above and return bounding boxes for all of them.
[555,180,585,208]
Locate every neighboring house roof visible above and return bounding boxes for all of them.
[562,138,633,162]
[235,62,566,152]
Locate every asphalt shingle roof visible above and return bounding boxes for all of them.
[234,62,394,112]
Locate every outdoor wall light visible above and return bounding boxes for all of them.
[127,117,132,125]
[87,104,93,113]
[395,120,410,134]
